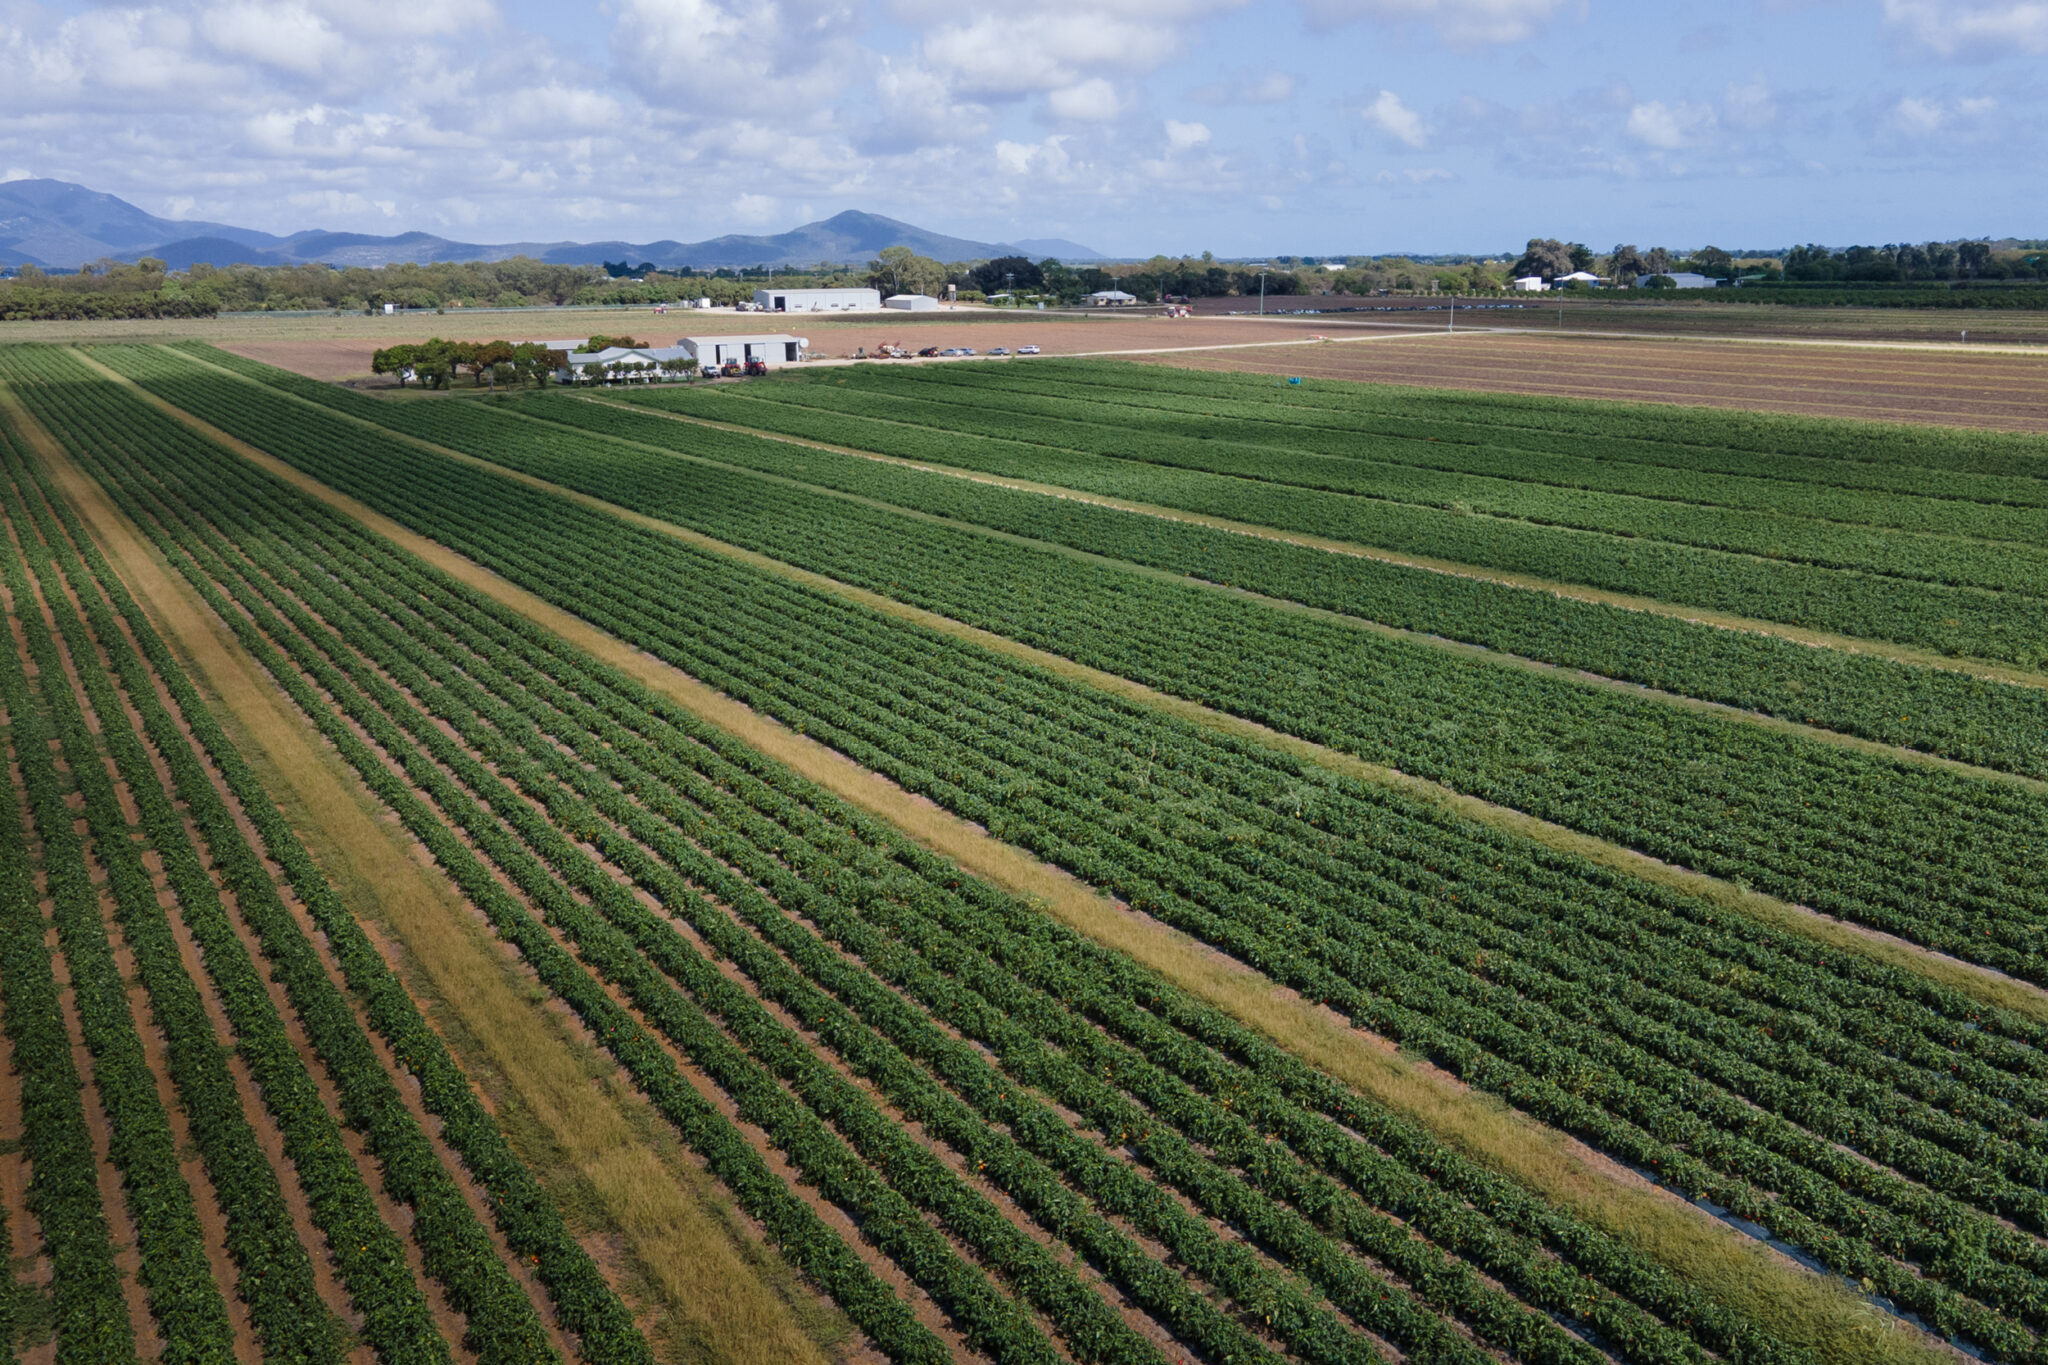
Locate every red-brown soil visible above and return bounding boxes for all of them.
[1140,331,2048,432]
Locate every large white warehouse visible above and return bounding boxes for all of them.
[754,287,882,313]
[681,333,809,368]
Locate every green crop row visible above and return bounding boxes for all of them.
[0,505,135,1365]
[527,390,2048,781]
[142,352,2044,982]
[4,395,652,1365]
[43,353,1798,1365]
[783,362,2048,529]
[620,376,2048,596]
[67,345,2048,1359]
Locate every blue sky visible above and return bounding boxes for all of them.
[2,0,2041,257]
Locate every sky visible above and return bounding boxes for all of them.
[1,0,2041,258]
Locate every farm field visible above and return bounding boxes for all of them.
[2,339,2047,1365]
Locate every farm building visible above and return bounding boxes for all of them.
[1511,276,1549,292]
[681,333,809,368]
[1555,270,1604,286]
[884,293,940,311]
[1088,290,1138,306]
[754,287,882,312]
[1637,272,1722,289]
[558,345,696,380]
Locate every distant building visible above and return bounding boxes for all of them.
[560,345,695,380]
[1510,276,1549,292]
[1637,272,1722,289]
[680,333,809,368]
[1088,289,1137,306]
[1554,270,1604,286]
[754,287,882,312]
[884,293,940,311]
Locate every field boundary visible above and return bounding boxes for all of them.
[1,373,838,1365]
[108,346,2048,1017]
[69,346,1982,1365]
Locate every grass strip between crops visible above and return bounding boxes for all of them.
[62,346,1976,1365]
[124,345,2048,1025]
[0,376,842,1365]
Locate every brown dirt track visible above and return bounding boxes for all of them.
[1140,332,2048,433]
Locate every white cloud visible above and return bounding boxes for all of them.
[994,136,1074,179]
[1362,89,1430,148]
[1887,92,1997,132]
[1299,0,1571,44]
[199,3,343,78]
[1375,167,1453,182]
[1189,65,1299,104]
[1047,77,1123,121]
[1164,119,1212,149]
[1883,0,2048,57]
[1625,99,1716,150]
[1721,72,1778,131]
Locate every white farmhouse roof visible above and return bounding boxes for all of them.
[1089,289,1137,302]
[1555,271,1602,283]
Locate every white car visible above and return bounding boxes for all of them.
[1017,344,1041,355]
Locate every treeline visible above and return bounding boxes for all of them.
[0,287,219,322]
[1783,241,2047,283]
[370,339,566,390]
[1713,283,2048,309]
[2,257,607,314]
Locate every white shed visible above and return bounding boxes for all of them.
[755,287,882,313]
[1637,272,1720,289]
[884,293,940,311]
[680,333,809,368]
[1510,276,1549,292]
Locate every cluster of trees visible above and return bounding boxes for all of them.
[370,339,566,390]
[0,256,609,316]
[1780,241,2046,282]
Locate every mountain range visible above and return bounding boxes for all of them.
[0,179,1104,272]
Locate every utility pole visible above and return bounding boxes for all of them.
[1448,296,1455,332]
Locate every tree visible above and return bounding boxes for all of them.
[1568,243,1595,272]
[1607,244,1646,285]
[1958,240,1992,277]
[1643,246,1672,275]
[867,246,945,296]
[371,343,419,387]
[968,255,1044,295]
[1511,238,1574,281]
[1691,245,1733,279]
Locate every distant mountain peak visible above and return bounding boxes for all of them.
[0,177,1104,271]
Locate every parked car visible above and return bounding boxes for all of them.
[988,347,1010,356]
[918,346,941,357]
[939,346,968,356]
[1018,344,1041,355]
[959,347,977,356]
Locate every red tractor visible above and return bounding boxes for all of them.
[744,357,769,376]
[720,359,744,377]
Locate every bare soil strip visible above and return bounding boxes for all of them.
[91,349,1969,1365]
[7,390,842,1365]
[580,396,2048,789]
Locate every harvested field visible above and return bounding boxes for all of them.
[1140,330,2048,431]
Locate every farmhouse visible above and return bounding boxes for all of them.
[884,293,940,311]
[1088,290,1138,306]
[680,333,809,368]
[754,287,882,312]
[559,345,695,381]
[1555,270,1604,286]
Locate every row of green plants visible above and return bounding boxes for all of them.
[4,350,958,1365]
[0,409,451,1361]
[608,378,2047,660]
[814,359,2048,503]
[38,355,1800,1365]
[0,428,663,1363]
[528,389,2048,782]
[0,510,134,1364]
[631,374,2048,597]
[80,346,2048,1359]
[979,356,2048,481]
[0,437,340,1361]
[153,355,2045,985]
[758,363,2048,542]
[3,396,651,1364]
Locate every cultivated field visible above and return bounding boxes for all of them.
[1144,331,2048,431]
[2,336,2046,1365]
